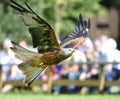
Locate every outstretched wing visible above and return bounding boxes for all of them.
[9,0,61,53]
[60,14,90,48]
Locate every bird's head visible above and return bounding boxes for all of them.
[63,48,75,56]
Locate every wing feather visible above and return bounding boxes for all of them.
[60,14,90,48]
[9,0,60,53]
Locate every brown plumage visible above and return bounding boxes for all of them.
[9,0,90,86]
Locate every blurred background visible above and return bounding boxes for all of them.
[0,0,120,100]
[0,0,120,46]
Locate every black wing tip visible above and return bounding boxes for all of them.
[25,81,31,87]
[10,41,16,50]
[88,18,91,29]
[23,79,31,87]
[79,14,82,19]
[11,40,17,45]
[9,0,22,5]
[8,0,31,13]
[8,0,19,6]
[10,46,14,49]
[79,14,84,22]
[77,14,83,25]
[78,13,91,30]
[11,40,15,44]
[11,41,21,48]
[25,2,35,14]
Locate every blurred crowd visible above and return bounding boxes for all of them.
[0,35,120,94]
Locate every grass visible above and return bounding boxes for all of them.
[0,91,120,100]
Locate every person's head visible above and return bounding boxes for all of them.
[93,38,102,53]
[85,47,95,61]
[81,37,93,49]
[2,39,12,52]
[18,39,27,48]
[100,35,108,45]
[102,38,117,49]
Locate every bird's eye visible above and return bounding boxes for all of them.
[69,48,71,51]
[69,48,75,52]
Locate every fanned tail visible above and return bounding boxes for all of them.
[19,62,47,86]
[11,41,46,86]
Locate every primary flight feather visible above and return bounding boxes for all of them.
[9,0,90,86]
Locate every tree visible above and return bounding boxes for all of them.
[0,0,105,45]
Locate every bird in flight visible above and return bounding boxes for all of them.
[9,0,90,86]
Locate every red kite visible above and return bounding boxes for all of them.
[9,0,90,86]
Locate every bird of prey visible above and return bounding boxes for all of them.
[9,0,90,86]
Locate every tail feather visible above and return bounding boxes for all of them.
[24,69,42,86]
[11,41,47,86]
[19,62,47,86]
[11,41,38,61]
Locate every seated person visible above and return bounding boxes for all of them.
[53,49,86,94]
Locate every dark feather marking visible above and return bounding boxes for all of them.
[87,19,91,29]
[9,0,31,13]
[60,14,90,48]
[25,2,36,14]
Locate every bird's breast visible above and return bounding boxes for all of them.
[27,50,71,67]
[40,52,60,64]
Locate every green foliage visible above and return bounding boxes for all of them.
[1,9,28,40]
[0,0,106,45]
